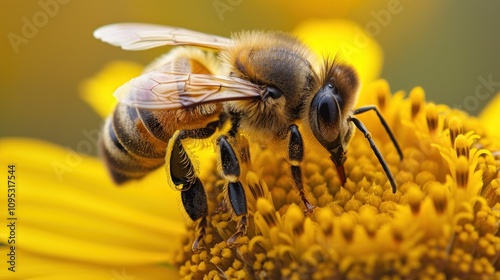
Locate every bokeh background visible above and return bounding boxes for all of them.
[1,0,499,153]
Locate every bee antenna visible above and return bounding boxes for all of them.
[353,106,404,161]
[320,54,350,87]
[348,115,399,193]
[320,56,337,82]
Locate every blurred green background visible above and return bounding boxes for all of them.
[1,0,499,154]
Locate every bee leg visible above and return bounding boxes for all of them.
[169,121,219,252]
[228,115,251,165]
[217,135,248,247]
[287,124,315,213]
[180,178,209,252]
[214,198,227,214]
[169,134,208,251]
[226,214,247,246]
[236,134,251,165]
[214,135,249,215]
[192,216,207,252]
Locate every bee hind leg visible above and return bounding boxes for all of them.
[217,135,248,247]
[180,178,208,252]
[168,121,219,252]
[287,124,315,213]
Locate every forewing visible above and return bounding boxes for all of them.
[94,23,232,50]
[114,71,263,110]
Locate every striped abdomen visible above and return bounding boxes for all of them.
[99,47,222,184]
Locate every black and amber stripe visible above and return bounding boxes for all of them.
[99,104,170,184]
[99,47,221,184]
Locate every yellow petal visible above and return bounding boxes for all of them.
[0,138,185,266]
[78,61,143,118]
[293,19,383,83]
[479,92,500,139]
[0,248,178,280]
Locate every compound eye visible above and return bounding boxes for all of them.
[262,85,283,99]
[318,94,340,142]
[327,81,344,108]
[310,84,341,144]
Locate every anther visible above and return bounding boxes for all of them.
[449,117,463,146]
[456,156,469,189]
[410,86,425,119]
[425,103,439,133]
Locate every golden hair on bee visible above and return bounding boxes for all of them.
[319,58,360,117]
[219,30,321,141]
[144,47,220,76]
[99,46,224,184]
[94,23,403,251]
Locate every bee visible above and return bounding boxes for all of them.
[94,23,403,251]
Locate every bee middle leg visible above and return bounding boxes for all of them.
[217,135,248,247]
[287,124,315,213]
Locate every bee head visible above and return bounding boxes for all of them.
[308,61,359,184]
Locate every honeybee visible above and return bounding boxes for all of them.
[94,23,403,251]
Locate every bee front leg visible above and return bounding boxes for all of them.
[217,135,248,247]
[287,124,315,213]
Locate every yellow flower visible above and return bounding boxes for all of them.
[79,61,144,118]
[293,19,383,84]
[0,138,184,279]
[0,60,184,279]
[2,19,500,280]
[174,81,500,279]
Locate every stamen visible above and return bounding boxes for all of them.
[410,86,425,119]
[284,204,305,236]
[339,215,355,242]
[449,117,463,146]
[456,156,470,189]
[425,103,439,133]
[406,186,424,214]
[428,184,448,214]
[256,199,278,228]
[481,178,500,207]
[454,135,470,159]
[359,206,378,238]
[375,79,391,110]
[315,208,334,236]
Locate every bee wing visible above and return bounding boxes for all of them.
[114,71,263,110]
[94,23,232,50]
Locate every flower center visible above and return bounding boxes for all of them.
[173,84,500,279]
